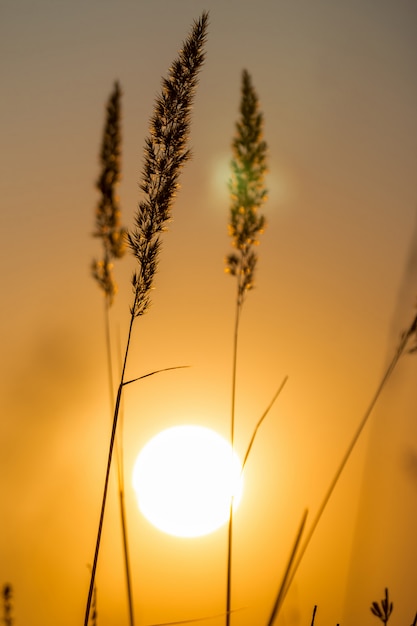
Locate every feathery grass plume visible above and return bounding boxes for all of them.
[92,80,126,304]
[128,13,208,318]
[225,69,268,626]
[371,588,394,626]
[2,584,13,626]
[91,82,134,626]
[84,13,208,626]
[225,68,268,307]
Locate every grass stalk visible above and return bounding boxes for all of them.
[105,303,137,626]
[105,300,135,626]
[225,294,241,626]
[241,375,288,471]
[147,608,244,626]
[310,605,318,626]
[92,81,134,626]
[279,312,417,607]
[225,69,268,626]
[84,14,208,624]
[266,509,308,626]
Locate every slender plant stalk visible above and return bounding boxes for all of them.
[266,509,308,626]
[279,312,417,607]
[147,608,245,626]
[241,375,288,471]
[310,605,318,626]
[105,303,135,626]
[91,81,135,626]
[225,69,268,626]
[87,566,98,626]
[84,14,208,625]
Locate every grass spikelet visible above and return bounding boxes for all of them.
[226,68,268,306]
[92,80,126,304]
[84,13,208,626]
[128,12,208,318]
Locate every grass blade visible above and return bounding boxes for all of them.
[266,509,308,626]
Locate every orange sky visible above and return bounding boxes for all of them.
[1,1,417,625]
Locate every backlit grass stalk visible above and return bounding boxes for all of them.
[279,311,417,608]
[91,80,135,626]
[241,376,288,471]
[266,510,308,626]
[225,69,268,626]
[84,13,208,625]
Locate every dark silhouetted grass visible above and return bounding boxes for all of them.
[224,68,268,626]
[91,79,135,626]
[278,312,417,609]
[371,588,394,626]
[84,12,208,626]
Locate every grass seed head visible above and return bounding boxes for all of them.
[128,12,208,318]
[92,80,126,304]
[226,68,268,306]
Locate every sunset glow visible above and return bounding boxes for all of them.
[132,426,244,537]
[2,2,417,625]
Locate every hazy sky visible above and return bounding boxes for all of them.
[1,2,417,626]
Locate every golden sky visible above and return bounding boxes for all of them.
[1,1,417,625]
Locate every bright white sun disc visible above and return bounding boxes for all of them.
[132,425,244,538]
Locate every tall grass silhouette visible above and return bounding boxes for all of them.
[91,81,135,626]
[224,68,268,626]
[84,12,208,625]
[222,71,417,626]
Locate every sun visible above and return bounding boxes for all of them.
[132,425,244,538]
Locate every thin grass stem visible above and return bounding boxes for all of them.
[84,14,208,624]
[241,375,288,471]
[225,69,268,626]
[123,365,190,387]
[266,509,308,626]
[92,80,134,626]
[225,290,242,626]
[147,607,245,626]
[280,313,417,607]
[104,296,135,626]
